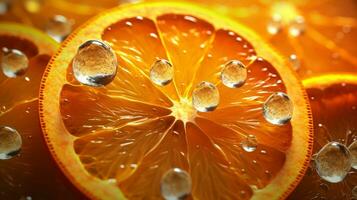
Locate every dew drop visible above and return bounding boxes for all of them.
[348,140,357,169]
[0,126,22,160]
[161,168,191,200]
[192,81,219,112]
[150,59,174,86]
[72,40,118,87]
[315,142,351,183]
[1,48,29,78]
[241,134,257,152]
[289,54,300,71]
[45,15,72,42]
[267,15,282,35]
[263,92,293,125]
[221,60,247,88]
[288,16,305,37]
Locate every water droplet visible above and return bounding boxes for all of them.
[161,168,191,200]
[267,15,282,35]
[263,92,293,125]
[288,16,305,37]
[0,0,10,15]
[241,134,257,152]
[221,60,247,88]
[315,142,351,183]
[0,126,22,160]
[150,59,174,86]
[192,81,219,112]
[289,54,300,71]
[72,40,118,87]
[352,186,357,199]
[349,140,357,169]
[45,15,72,42]
[24,0,41,13]
[1,48,29,78]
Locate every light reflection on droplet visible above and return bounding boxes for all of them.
[289,54,300,71]
[150,59,174,86]
[192,81,219,112]
[0,126,22,160]
[221,60,247,88]
[267,15,282,35]
[161,168,191,200]
[263,92,293,125]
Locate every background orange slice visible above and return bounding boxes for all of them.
[289,74,357,199]
[0,23,83,199]
[40,2,312,199]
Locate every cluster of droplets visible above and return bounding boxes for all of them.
[267,14,305,37]
[313,140,357,184]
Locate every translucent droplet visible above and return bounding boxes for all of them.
[349,140,357,169]
[352,186,357,199]
[192,81,219,112]
[45,15,72,42]
[1,48,29,78]
[0,126,22,160]
[263,92,293,125]
[221,60,247,88]
[24,0,41,13]
[315,142,351,183]
[150,59,174,86]
[267,15,282,35]
[289,16,305,37]
[72,40,118,87]
[0,0,10,15]
[289,54,300,71]
[161,168,191,200]
[241,134,257,152]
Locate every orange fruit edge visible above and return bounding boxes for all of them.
[38,1,313,200]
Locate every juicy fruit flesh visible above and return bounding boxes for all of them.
[0,34,80,199]
[290,79,357,200]
[60,14,293,199]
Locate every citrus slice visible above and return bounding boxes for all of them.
[289,74,357,200]
[0,23,82,199]
[39,2,313,200]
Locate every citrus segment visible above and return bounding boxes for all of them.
[0,23,82,199]
[289,74,357,199]
[39,2,312,200]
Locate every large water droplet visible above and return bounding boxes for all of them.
[349,140,357,169]
[289,54,300,71]
[221,60,247,88]
[161,168,191,200]
[192,81,219,112]
[267,15,282,35]
[45,15,72,42]
[72,40,118,87]
[289,16,305,37]
[0,126,22,160]
[315,142,351,183]
[1,48,29,78]
[241,134,257,152]
[150,59,174,86]
[263,92,293,125]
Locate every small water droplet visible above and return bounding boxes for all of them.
[315,142,351,183]
[221,60,247,88]
[267,15,282,35]
[0,0,10,15]
[0,126,22,160]
[288,16,305,37]
[150,59,174,86]
[241,134,257,152]
[349,140,357,169]
[72,40,118,87]
[24,0,41,13]
[263,92,293,125]
[192,81,219,112]
[161,168,191,200]
[1,48,29,78]
[289,54,300,71]
[45,15,72,42]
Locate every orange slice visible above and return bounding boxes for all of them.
[0,23,83,199]
[289,74,357,200]
[39,2,312,199]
